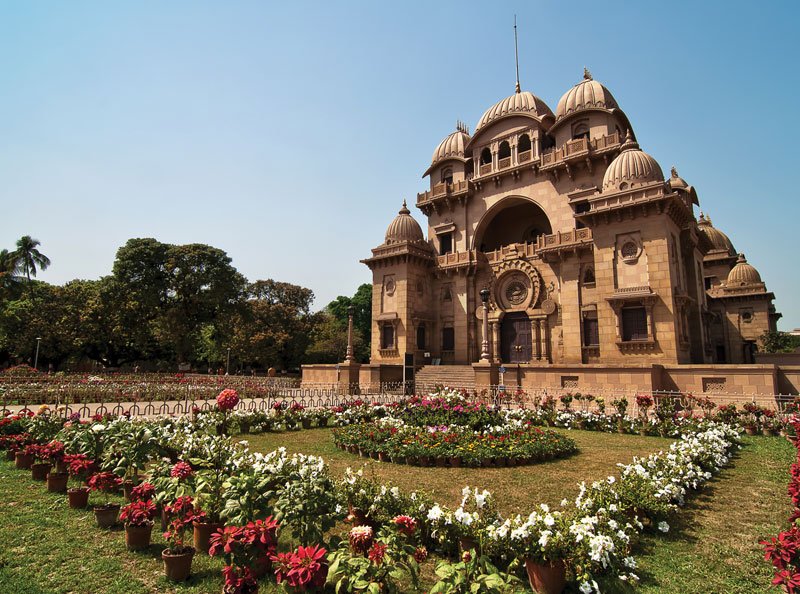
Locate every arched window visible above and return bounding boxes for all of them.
[441,167,453,185]
[572,122,590,140]
[498,141,511,160]
[480,147,492,165]
[518,134,532,153]
[416,325,426,350]
[465,159,474,179]
[583,266,595,285]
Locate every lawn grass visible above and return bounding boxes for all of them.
[0,430,792,593]
[243,428,675,514]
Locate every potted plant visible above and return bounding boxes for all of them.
[44,440,69,492]
[272,544,328,592]
[192,443,229,554]
[162,496,199,581]
[635,394,653,436]
[103,424,156,500]
[210,517,280,592]
[120,499,157,551]
[64,453,95,508]
[505,509,569,594]
[15,442,36,470]
[27,444,53,481]
[88,471,123,528]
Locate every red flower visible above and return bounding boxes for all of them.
[217,389,240,411]
[368,542,388,566]
[120,500,156,526]
[272,545,327,590]
[130,482,156,502]
[413,546,428,563]
[170,461,194,479]
[87,472,122,493]
[393,514,417,536]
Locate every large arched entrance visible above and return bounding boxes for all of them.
[475,198,552,252]
[500,312,532,363]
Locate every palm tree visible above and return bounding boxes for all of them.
[0,248,22,293]
[12,236,51,283]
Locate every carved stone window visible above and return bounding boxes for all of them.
[441,167,453,185]
[621,241,639,262]
[583,266,596,286]
[380,324,395,350]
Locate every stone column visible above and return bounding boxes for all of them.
[533,319,542,361]
[345,305,355,363]
[491,321,500,363]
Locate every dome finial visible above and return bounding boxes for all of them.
[737,253,746,264]
[583,66,592,80]
[399,200,410,215]
[514,15,521,94]
[620,129,639,151]
[671,166,679,178]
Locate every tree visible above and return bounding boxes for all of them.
[305,284,372,364]
[0,248,23,300]
[11,236,51,284]
[760,330,800,354]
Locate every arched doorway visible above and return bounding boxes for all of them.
[500,312,531,363]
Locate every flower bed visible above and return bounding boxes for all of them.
[332,422,577,467]
[0,386,753,593]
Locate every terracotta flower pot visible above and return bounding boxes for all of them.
[419,455,430,466]
[31,462,52,481]
[15,452,34,470]
[744,426,757,436]
[524,559,566,594]
[162,547,195,581]
[93,504,121,529]
[301,419,312,430]
[193,521,224,555]
[46,471,69,493]
[125,522,154,551]
[377,452,388,463]
[239,422,251,434]
[436,457,447,467]
[762,428,777,437]
[68,487,90,509]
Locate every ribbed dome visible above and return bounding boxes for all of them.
[431,128,470,166]
[727,254,762,285]
[555,70,619,121]
[697,214,736,255]
[385,201,425,244]
[475,90,553,134]
[601,132,664,192]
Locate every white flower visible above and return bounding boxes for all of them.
[657,521,670,533]
[427,504,443,522]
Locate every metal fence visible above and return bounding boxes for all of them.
[1,373,796,419]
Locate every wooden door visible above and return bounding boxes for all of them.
[500,312,531,363]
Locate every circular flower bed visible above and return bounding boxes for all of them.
[331,391,577,467]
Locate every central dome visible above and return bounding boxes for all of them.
[474,90,553,134]
[555,70,619,121]
[601,132,664,192]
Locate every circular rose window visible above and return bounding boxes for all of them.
[505,281,528,305]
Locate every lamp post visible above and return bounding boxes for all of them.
[345,305,355,363]
[226,347,231,375]
[34,337,42,370]
[479,289,490,361]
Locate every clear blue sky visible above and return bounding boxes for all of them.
[1,1,798,328]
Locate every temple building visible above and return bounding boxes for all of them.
[361,69,781,377]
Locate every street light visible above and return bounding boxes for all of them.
[226,348,231,375]
[345,305,355,363]
[479,289,490,361]
[34,337,42,370]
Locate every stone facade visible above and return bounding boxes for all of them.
[363,70,781,370]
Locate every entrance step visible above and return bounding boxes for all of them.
[414,365,476,393]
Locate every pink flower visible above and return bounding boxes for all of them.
[368,542,388,566]
[393,515,417,536]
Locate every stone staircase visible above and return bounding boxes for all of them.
[414,364,476,392]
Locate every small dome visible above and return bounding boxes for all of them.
[601,131,664,192]
[727,254,762,285]
[474,90,553,134]
[669,166,689,190]
[385,201,425,244]
[697,214,736,255]
[555,69,619,121]
[431,127,470,166]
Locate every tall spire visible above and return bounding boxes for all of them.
[514,15,521,93]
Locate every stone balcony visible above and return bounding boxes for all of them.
[535,228,593,255]
[540,131,621,171]
[416,179,470,213]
